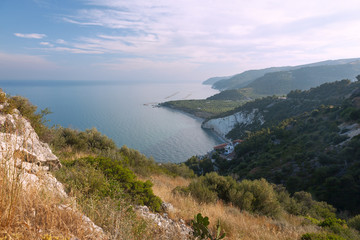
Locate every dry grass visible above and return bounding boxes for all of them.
[148,174,320,240]
[0,121,103,240]
[53,146,96,161]
[0,154,106,240]
[76,195,184,240]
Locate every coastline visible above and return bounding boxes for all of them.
[158,102,215,119]
[159,103,231,144]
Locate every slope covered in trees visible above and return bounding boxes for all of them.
[187,80,360,215]
[207,58,360,92]
[219,79,360,139]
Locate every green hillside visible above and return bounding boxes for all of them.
[187,80,360,215]
[219,80,360,140]
[212,66,293,90]
[203,76,232,85]
[248,62,360,95]
[209,58,360,93]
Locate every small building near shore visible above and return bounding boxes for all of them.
[213,143,228,150]
[213,139,243,156]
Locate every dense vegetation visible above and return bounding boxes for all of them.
[164,64,360,123]
[187,80,360,216]
[210,65,297,90]
[208,58,360,92]
[223,79,360,139]
[174,172,335,219]
[247,62,360,95]
[206,88,264,101]
[160,99,245,118]
[0,92,52,141]
[56,157,162,211]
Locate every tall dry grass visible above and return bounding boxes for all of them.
[0,119,103,240]
[148,174,320,240]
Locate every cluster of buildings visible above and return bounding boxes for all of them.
[213,139,243,156]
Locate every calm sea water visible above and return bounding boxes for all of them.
[1,81,223,163]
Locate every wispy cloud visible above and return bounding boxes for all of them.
[14,33,47,39]
[61,0,360,69]
[56,39,67,44]
[40,41,54,47]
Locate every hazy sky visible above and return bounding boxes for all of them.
[1,0,360,82]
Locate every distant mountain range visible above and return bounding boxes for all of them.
[204,58,360,95]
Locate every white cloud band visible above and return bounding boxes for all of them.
[14,33,47,39]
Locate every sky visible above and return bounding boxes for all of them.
[1,0,360,83]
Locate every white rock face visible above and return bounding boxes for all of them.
[0,113,60,169]
[0,111,105,238]
[136,205,192,239]
[202,109,264,137]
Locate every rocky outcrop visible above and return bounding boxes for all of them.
[136,204,192,240]
[0,110,105,238]
[202,109,264,138]
[0,112,60,170]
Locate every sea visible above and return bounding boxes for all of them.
[0,81,223,163]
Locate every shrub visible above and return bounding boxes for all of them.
[160,163,195,178]
[314,217,360,240]
[56,157,162,212]
[292,191,336,219]
[348,215,360,231]
[0,95,52,141]
[188,180,218,204]
[319,218,346,228]
[51,127,116,153]
[231,178,283,218]
[301,232,346,240]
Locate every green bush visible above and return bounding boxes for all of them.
[319,218,347,228]
[55,158,122,199]
[314,217,360,240]
[188,180,218,204]
[184,173,283,218]
[0,95,52,141]
[56,157,162,212]
[181,172,337,219]
[291,191,336,219]
[230,178,283,218]
[51,127,116,153]
[0,89,6,104]
[348,215,360,231]
[86,157,162,211]
[160,163,195,178]
[301,232,346,240]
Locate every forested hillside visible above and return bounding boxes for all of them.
[187,79,360,216]
[218,79,360,139]
[247,61,360,95]
[208,58,360,91]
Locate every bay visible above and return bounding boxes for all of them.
[1,81,223,163]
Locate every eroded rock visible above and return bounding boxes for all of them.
[136,205,192,239]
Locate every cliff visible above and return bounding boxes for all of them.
[0,103,105,239]
[202,109,264,138]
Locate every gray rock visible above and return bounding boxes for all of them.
[162,202,175,213]
[135,205,192,239]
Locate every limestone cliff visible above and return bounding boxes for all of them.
[202,109,264,138]
[0,107,105,239]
